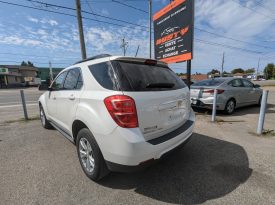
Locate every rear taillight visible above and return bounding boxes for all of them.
[104,95,138,128]
[203,89,224,94]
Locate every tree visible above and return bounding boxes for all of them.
[231,68,244,74]
[264,63,275,80]
[244,68,255,74]
[21,61,34,67]
[21,61,27,66]
[207,69,220,75]
[27,61,34,67]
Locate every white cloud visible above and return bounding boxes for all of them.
[27,16,39,23]
[101,9,109,16]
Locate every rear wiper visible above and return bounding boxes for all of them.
[146,83,175,88]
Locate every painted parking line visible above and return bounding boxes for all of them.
[0,101,37,105]
[0,103,37,109]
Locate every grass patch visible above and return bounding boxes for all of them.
[4,115,40,124]
[262,129,275,137]
[216,118,245,123]
[248,129,275,137]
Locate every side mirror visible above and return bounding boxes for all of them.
[38,84,49,91]
[254,84,261,88]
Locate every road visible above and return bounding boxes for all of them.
[0,88,43,123]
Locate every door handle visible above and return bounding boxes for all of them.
[69,94,75,100]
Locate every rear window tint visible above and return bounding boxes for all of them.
[88,62,119,90]
[113,61,186,91]
[192,79,226,86]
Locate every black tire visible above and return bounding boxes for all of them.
[224,99,235,115]
[39,105,53,129]
[76,128,109,181]
[257,95,262,107]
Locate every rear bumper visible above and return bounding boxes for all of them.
[191,97,226,110]
[105,136,192,172]
[95,109,195,169]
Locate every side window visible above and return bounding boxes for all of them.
[229,79,243,87]
[64,68,82,90]
[242,79,253,88]
[51,71,68,90]
[88,62,119,90]
[76,72,83,89]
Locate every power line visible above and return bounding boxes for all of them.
[24,0,148,29]
[111,0,148,13]
[0,0,148,31]
[195,38,263,54]
[195,27,274,50]
[230,0,275,20]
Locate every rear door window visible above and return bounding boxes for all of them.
[242,79,254,88]
[228,79,243,87]
[113,61,186,91]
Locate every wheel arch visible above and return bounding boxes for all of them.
[72,120,88,143]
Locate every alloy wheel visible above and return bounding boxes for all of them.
[227,101,235,113]
[40,109,46,126]
[79,138,95,173]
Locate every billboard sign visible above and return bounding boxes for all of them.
[0,68,9,74]
[153,0,194,64]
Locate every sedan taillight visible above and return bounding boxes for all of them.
[104,95,138,128]
[203,89,224,94]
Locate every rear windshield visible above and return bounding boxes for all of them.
[192,79,226,87]
[112,61,186,91]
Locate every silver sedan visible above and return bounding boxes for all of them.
[190,78,263,114]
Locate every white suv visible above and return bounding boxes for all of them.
[39,54,195,181]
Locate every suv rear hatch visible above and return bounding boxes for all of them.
[111,58,190,141]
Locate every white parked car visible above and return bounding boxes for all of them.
[38,54,195,181]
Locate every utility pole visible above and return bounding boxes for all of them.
[76,0,87,60]
[135,45,140,57]
[148,0,152,58]
[121,37,128,56]
[257,57,260,80]
[49,61,53,83]
[221,52,225,77]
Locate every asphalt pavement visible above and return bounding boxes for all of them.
[0,113,275,204]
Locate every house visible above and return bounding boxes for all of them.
[233,73,246,78]
[0,65,22,88]
[179,74,208,82]
[0,65,39,88]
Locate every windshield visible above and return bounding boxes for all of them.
[192,79,226,87]
[112,61,186,91]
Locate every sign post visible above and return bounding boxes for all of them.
[153,0,194,87]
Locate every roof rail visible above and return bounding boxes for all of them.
[74,54,111,65]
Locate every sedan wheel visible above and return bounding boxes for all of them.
[224,99,235,115]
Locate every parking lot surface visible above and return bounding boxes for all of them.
[0,114,274,204]
[1,87,275,204]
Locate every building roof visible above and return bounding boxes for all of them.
[19,66,38,71]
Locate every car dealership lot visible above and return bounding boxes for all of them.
[0,109,275,204]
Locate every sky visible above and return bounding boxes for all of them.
[0,0,275,74]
